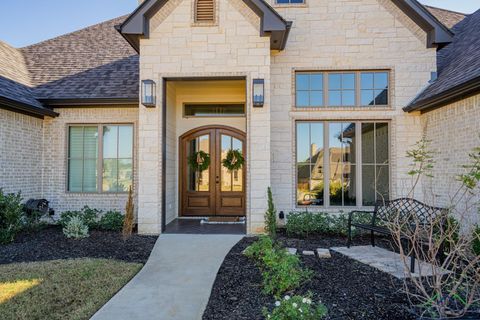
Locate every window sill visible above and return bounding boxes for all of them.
[65,192,129,195]
[273,3,308,8]
[191,22,218,27]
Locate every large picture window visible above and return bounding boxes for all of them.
[68,124,133,193]
[296,121,389,207]
[295,70,389,108]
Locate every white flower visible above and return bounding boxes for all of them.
[302,298,307,304]
[275,301,281,307]
[292,303,298,308]
[299,308,303,313]
[284,295,290,300]
[306,298,312,305]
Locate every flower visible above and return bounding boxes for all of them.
[302,298,307,303]
[306,298,312,304]
[299,308,303,313]
[292,302,298,308]
[275,301,281,307]
[284,295,290,300]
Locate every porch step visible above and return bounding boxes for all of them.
[201,217,246,225]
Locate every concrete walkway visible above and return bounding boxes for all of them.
[92,234,243,320]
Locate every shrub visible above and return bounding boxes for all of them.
[63,216,89,239]
[0,190,23,244]
[473,225,480,256]
[123,186,134,240]
[244,236,311,298]
[285,211,371,238]
[59,206,100,229]
[263,294,327,320]
[265,187,277,238]
[98,210,124,231]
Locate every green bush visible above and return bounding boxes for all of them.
[473,225,480,256]
[62,216,89,239]
[285,211,371,238]
[264,187,277,238]
[0,190,24,244]
[59,206,100,229]
[263,294,327,320]
[244,236,311,298]
[98,211,124,231]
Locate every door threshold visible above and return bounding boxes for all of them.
[201,216,245,225]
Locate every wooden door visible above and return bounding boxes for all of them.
[180,126,245,217]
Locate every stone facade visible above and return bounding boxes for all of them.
[0,109,43,199]
[42,107,139,215]
[421,94,480,224]
[266,0,436,214]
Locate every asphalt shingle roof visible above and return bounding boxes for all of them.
[21,15,139,100]
[425,6,466,29]
[407,9,480,110]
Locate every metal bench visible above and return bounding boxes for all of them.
[347,198,447,273]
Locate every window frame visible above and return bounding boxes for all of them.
[275,0,306,5]
[294,70,390,108]
[183,102,246,118]
[66,123,134,194]
[295,120,391,209]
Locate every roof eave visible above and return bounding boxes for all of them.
[40,97,139,107]
[0,96,59,118]
[404,76,480,113]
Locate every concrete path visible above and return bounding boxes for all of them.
[92,234,243,320]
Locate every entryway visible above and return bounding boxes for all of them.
[180,125,246,217]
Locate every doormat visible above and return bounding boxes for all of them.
[201,217,246,225]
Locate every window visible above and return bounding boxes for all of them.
[276,0,305,4]
[296,121,389,207]
[68,124,133,193]
[295,70,389,107]
[195,0,215,23]
[184,104,245,117]
[296,73,323,107]
[360,72,389,106]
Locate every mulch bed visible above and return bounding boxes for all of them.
[203,233,414,320]
[0,226,158,265]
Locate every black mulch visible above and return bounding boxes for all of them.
[0,226,158,265]
[203,234,414,320]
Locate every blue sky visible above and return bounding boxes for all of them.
[0,0,478,48]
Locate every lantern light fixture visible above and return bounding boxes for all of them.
[253,79,264,107]
[142,79,156,107]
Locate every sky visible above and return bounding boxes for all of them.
[0,0,478,48]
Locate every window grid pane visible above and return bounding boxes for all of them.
[296,121,389,208]
[296,72,324,107]
[68,126,98,192]
[328,73,356,106]
[360,71,389,106]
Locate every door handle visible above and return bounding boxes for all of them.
[216,176,220,184]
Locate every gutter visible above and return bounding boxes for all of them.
[404,75,480,113]
[0,96,58,118]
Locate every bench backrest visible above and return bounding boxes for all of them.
[373,198,447,226]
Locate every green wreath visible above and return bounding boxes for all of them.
[188,150,211,172]
[222,149,244,171]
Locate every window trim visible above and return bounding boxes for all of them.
[182,102,246,118]
[294,120,391,209]
[66,123,135,194]
[294,70,391,109]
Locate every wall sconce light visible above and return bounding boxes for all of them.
[253,79,264,107]
[141,80,156,107]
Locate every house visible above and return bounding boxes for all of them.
[0,0,478,235]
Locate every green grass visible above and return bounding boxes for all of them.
[0,259,142,320]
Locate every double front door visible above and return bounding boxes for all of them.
[180,126,246,216]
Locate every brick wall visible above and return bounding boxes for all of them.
[421,94,480,224]
[0,109,43,199]
[42,107,139,216]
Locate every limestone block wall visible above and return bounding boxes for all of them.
[138,0,272,234]
[421,94,480,224]
[266,0,436,213]
[0,109,43,199]
[42,107,139,216]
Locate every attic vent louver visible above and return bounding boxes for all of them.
[195,0,215,23]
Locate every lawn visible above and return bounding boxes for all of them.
[0,258,142,320]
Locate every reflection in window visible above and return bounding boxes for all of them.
[329,123,356,206]
[68,126,98,192]
[362,123,389,205]
[188,135,210,192]
[297,123,324,205]
[360,72,388,106]
[328,73,355,106]
[296,73,324,107]
[296,121,389,207]
[102,125,133,192]
[220,135,243,192]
